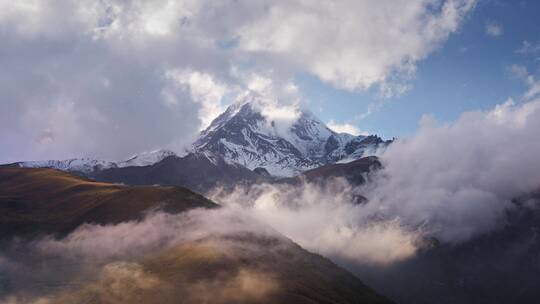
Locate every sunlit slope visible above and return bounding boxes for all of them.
[0,167,216,238]
[45,236,392,304]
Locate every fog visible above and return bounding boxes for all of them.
[209,179,422,266]
[0,208,283,303]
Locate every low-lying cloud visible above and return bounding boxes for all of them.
[365,99,540,243]
[0,208,282,303]
[210,179,422,266]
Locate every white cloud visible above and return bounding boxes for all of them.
[364,99,540,243]
[485,21,503,37]
[1,0,476,91]
[259,102,301,125]
[525,81,540,100]
[327,121,364,136]
[210,180,420,266]
[164,68,230,129]
[516,40,540,56]
[509,64,540,100]
[238,0,476,93]
[230,71,304,136]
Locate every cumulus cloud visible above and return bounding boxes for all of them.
[163,68,230,129]
[516,40,540,56]
[509,64,540,100]
[364,99,540,243]
[327,120,365,136]
[231,72,304,137]
[485,21,503,37]
[238,0,476,92]
[0,0,475,163]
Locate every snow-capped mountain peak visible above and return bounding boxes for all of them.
[193,100,389,176]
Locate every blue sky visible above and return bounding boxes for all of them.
[302,0,540,139]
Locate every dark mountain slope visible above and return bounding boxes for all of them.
[0,166,216,239]
[90,153,268,193]
[285,156,382,185]
[348,193,540,304]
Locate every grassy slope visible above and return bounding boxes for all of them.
[47,236,393,304]
[0,167,216,239]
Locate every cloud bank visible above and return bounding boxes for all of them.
[364,98,540,242]
[210,179,422,266]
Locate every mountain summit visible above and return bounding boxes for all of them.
[193,100,389,176]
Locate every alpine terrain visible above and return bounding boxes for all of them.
[12,100,390,179]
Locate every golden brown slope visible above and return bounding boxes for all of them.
[35,237,391,304]
[0,167,216,238]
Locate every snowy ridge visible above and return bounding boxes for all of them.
[117,149,176,168]
[17,149,177,174]
[17,158,118,173]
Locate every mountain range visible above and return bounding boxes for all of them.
[12,100,390,179]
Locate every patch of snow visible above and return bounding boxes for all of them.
[117,149,176,167]
[17,149,180,174]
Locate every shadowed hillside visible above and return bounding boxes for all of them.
[280,156,381,186]
[90,153,268,194]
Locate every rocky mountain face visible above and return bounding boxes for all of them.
[193,101,390,176]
